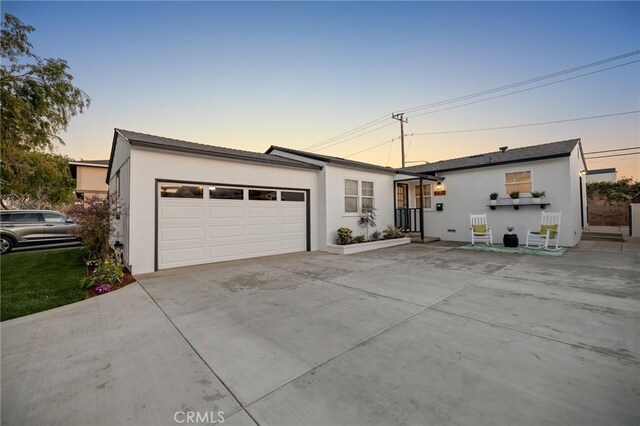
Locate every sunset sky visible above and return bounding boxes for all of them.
[4,1,639,178]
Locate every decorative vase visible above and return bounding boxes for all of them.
[490,199,498,206]
[512,199,520,205]
[532,197,541,204]
[503,234,519,247]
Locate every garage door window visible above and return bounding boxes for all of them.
[210,187,244,200]
[249,190,277,200]
[161,185,203,198]
[281,191,305,202]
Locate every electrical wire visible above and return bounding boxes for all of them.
[584,147,640,155]
[313,121,395,152]
[584,152,640,159]
[408,111,640,136]
[303,114,390,150]
[345,137,399,159]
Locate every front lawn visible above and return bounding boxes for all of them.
[1,248,87,321]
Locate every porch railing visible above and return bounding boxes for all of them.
[395,208,421,232]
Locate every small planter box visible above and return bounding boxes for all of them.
[327,237,411,255]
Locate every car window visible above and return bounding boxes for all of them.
[0,213,10,223]
[10,213,41,223]
[43,213,66,223]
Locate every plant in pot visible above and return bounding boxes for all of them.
[503,226,519,247]
[509,191,520,205]
[336,227,353,245]
[489,192,499,206]
[531,190,546,204]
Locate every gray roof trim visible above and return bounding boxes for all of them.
[113,129,322,171]
[587,168,616,175]
[398,139,580,174]
[266,145,396,174]
[69,160,109,168]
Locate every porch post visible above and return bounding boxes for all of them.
[393,180,397,228]
[419,178,424,242]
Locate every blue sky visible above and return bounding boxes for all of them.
[3,1,639,178]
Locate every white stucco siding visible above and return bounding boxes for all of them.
[324,165,396,245]
[569,143,588,243]
[128,147,320,274]
[421,157,580,246]
[108,134,131,267]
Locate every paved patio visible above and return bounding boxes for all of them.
[2,242,639,425]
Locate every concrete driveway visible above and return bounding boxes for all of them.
[2,243,639,425]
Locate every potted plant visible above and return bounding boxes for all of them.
[531,190,546,204]
[509,191,520,205]
[489,192,499,206]
[336,227,353,245]
[503,226,519,247]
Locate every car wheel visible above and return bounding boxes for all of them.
[0,236,14,254]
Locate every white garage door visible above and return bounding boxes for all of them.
[157,182,307,270]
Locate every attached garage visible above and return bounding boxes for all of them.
[157,181,309,270]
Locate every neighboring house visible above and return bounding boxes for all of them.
[69,160,109,200]
[586,167,617,183]
[107,129,587,274]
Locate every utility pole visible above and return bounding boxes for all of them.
[392,113,408,167]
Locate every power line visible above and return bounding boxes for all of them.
[584,152,640,159]
[304,114,390,150]
[344,137,399,159]
[584,147,640,155]
[407,60,640,119]
[313,121,395,152]
[398,50,640,115]
[408,111,640,136]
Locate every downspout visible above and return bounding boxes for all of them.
[419,178,424,242]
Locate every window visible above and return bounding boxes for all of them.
[505,171,532,194]
[396,185,407,208]
[161,185,203,198]
[249,190,277,200]
[43,213,66,223]
[210,187,244,200]
[281,191,305,202]
[10,213,41,223]
[362,181,374,209]
[344,179,359,213]
[414,184,432,209]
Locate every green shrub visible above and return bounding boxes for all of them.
[82,255,123,289]
[371,230,382,241]
[383,225,403,239]
[489,192,499,200]
[66,195,115,261]
[509,191,520,199]
[587,178,640,202]
[531,190,546,198]
[351,235,366,244]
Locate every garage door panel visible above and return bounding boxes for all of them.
[161,205,205,219]
[208,206,246,219]
[207,224,245,238]
[158,185,307,270]
[161,226,205,243]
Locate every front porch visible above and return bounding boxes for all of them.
[394,175,443,242]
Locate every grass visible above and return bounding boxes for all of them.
[1,248,87,321]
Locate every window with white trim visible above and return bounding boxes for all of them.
[344,179,375,213]
[414,184,432,209]
[505,171,532,194]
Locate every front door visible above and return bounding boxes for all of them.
[396,184,409,230]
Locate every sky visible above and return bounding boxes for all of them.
[3,1,639,179]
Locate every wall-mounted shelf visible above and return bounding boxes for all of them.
[487,201,549,211]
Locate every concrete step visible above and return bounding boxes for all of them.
[403,233,440,243]
[581,231,624,242]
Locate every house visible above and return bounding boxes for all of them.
[69,160,109,200]
[107,129,587,274]
[586,167,617,183]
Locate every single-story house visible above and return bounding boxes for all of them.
[69,160,109,200]
[107,129,587,274]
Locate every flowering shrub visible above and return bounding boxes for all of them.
[66,194,119,261]
[336,227,353,245]
[94,284,111,294]
[82,255,123,290]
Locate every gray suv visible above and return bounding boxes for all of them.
[0,210,79,254]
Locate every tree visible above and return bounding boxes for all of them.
[0,13,90,208]
[358,204,377,241]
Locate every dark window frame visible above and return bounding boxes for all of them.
[281,191,305,202]
[249,189,277,201]
[209,187,245,200]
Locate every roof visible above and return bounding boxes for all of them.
[266,145,396,174]
[113,129,322,171]
[586,168,616,175]
[398,139,581,174]
[69,160,109,167]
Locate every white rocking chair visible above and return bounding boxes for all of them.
[526,211,562,250]
[470,213,493,246]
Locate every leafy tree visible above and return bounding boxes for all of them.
[0,13,90,208]
[587,178,640,202]
[358,205,377,240]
